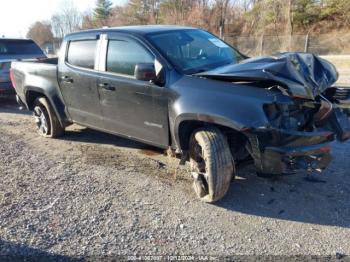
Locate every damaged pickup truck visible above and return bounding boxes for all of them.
[10,26,350,202]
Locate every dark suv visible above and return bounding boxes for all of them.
[0,39,46,98]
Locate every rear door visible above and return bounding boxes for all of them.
[97,33,169,147]
[58,34,104,128]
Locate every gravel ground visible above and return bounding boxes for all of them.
[0,99,350,260]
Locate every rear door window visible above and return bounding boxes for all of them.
[67,40,97,69]
[106,39,154,76]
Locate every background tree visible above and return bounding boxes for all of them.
[29,0,350,42]
[321,0,350,27]
[93,0,113,26]
[214,0,231,38]
[50,0,82,39]
[286,0,294,51]
[26,21,54,46]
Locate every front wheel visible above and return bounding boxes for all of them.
[189,127,235,203]
[33,97,64,138]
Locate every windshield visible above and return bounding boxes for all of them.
[147,29,245,74]
[0,40,44,56]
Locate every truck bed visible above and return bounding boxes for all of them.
[11,58,61,109]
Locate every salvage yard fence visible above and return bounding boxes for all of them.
[225,33,350,56]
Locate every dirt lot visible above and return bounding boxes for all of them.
[0,99,350,260]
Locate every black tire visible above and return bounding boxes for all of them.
[33,97,64,138]
[189,127,235,203]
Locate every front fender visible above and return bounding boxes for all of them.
[168,75,287,150]
[172,113,249,150]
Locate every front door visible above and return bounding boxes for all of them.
[97,34,169,147]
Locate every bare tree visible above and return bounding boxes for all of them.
[50,0,82,39]
[286,0,294,51]
[214,0,231,38]
[70,0,350,41]
[26,21,54,46]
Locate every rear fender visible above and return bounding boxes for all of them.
[25,86,70,128]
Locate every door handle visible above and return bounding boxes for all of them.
[98,83,115,91]
[61,76,74,83]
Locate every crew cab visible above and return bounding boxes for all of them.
[10,26,350,202]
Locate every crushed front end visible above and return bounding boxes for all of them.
[245,87,350,175]
[246,129,334,175]
[197,52,350,176]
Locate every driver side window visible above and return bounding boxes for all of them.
[106,39,154,76]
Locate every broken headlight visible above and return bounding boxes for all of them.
[264,102,314,131]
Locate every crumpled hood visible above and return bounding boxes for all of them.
[196,52,338,100]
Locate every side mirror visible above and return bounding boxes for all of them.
[134,63,157,82]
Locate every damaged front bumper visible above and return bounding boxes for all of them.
[247,87,350,176]
[247,129,335,175]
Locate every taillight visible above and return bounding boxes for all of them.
[9,68,16,89]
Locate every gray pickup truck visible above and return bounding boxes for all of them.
[11,26,350,202]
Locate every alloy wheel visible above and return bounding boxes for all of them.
[34,106,49,136]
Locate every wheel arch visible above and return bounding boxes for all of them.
[25,87,70,128]
[174,114,250,152]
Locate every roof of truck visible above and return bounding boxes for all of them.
[66,25,197,38]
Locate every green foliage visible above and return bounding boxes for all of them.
[94,0,113,20]
[293,0,321,29]
[321,0,350,22]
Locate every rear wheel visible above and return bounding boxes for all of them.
[189,127,235,203]
[33,97,64,138]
